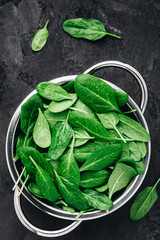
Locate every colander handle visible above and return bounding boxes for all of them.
[83,61,148,114]
[14,188,82,238]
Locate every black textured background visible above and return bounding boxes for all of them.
[1,0,160,239]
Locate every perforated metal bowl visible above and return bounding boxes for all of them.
[6,61,151,237]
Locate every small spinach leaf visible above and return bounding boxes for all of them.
[28,182,44,198]
[63,18,121,41]
[62,205,75,213]
[33,108,51,148]
[48,94,77,113]
[31,20,49,51]
[83,189,113,211]
[115,91,128,107]
[130,178,160,221]
[36,82,72,101]
[44,109,68,128]
[80,144,122,172]
[80,170,110,188]
[108,163,137,199]
[95,182,109,193]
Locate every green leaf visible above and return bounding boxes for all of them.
[97,112,126,143]
[74,74,121,113]
[21,94,43,136]
[54,170,87,210]
[29,157,58,202]
[95,182,109,193]
[80,144,122,172]
[69,128,94,147]
[117,158,145,174]
[117,114,150,142]
[31,20,49,51]
[48,94,77,113]
[63,18,121,41]
[28,182,44,198]
[33,108,51,148]
[128,142,142,161]
[72,99,98,120]
[136,142,147,158]
[62,205,75,213]
[80,170,110,188]
[58,137,80,186]
[69,111,110,140]
[36,82,72,101]
[19,146,54,178]
[135,161,146,174]
[130,178,160,221]
[74,141,109,163]
[48,121,73,160]
[44,109,68,128]
[108,163,137,199]
[62,81,75,93]
[115,91,128,107]
[83,189,113,210]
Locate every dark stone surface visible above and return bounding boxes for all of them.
[0,0,160,239]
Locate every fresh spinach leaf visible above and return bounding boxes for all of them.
[28,182,44,198]
[95,182,109,193]
[108,163,137,199]
[29,157,58,202]
[62,81,75,93]
[69,128,94,147]
[48,121,73,160]
[31,20,49,51]
[80,170,110,188]
[62,205,75,213]
[58,137,80,186]
[33,108,51,148]
[44,109,68,128]
[130,178,160,221]
[117,114,150,142]
[117,158,145,174]
[80,144,122,172]
[36,82,72,101]
[128,142,142,161]
[115,91,128,107]
[97,112,126,142]
[83,189,113,210]
[63,18,121,41]
[74,74,121,113]
[136,142,147,158]
[54,170,87,210]
[21,94,43,137]
[48,93,77,113]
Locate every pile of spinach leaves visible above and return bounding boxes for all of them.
[13,74,151,218]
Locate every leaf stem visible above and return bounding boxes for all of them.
[106,32,121,39]
[75,211,84,220]
[18,174,29,196]
[12,167,26,191]
[153,177,160,190]
[123,109,136,114]
[44,19,50,29]
[114,126,126,143]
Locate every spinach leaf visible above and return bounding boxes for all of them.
[97,112,126,143]
[95,182,109,193]
[115,91,128,107]
[44,109,68,128]
[83,189,113,211]
[19,146,54,178]
[62,205,75,213]
[130,178,160,221]
[117,158,145,174]
[72,99,98,120]
[74,141,109,163]
[48,93,77,113]
[117,114,150,142]
[74,74,121,113]
[80,170,110,188]
[58,137,80,186]
[80,144,122,172]
[69,128,94,147]
[63,18,121,41]
[31,20,49,51]
[28,182,44,198]
[29,157,58,202]
[108,163,137,199]
[128,142,142,161]
[54,170,87,210]
[21,94,43,137]
[36,82,72,101]
[62,81,75,93]
[136,142,147,158]
[69,111,110,140]
[33,108,51,148]
[48,121,73,160]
